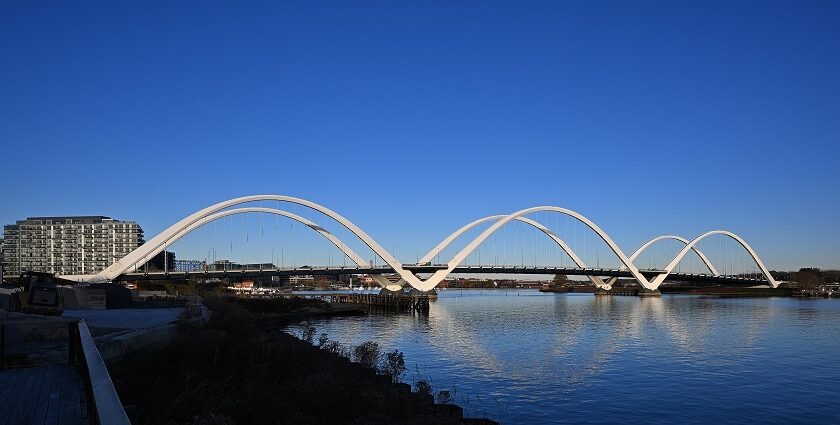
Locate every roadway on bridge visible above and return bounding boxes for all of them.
[118,266,768,286]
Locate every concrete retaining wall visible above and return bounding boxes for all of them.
[95,302,210,364]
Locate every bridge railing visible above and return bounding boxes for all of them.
[0,313,131,423]
[76,319,132,425]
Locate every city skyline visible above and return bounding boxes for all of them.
[2,1,839,271]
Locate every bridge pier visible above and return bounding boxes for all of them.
[378,287,402,296]
[593,287,661,297]
[593,287,612,296]
[637,288,661,297]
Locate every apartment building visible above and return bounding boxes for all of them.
[2,216,144,276]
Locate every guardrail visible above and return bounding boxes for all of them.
[0,314,132,424]
[77,319,132,425]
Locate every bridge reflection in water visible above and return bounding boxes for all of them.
[295,291,837,424]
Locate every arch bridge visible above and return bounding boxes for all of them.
[64,195,779,292]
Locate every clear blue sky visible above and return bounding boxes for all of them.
[1,1,838,271]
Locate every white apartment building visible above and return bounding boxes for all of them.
[2,216,144,276]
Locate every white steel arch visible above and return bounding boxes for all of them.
[144,207,400,290]
[627,235,719,275]
[419,215,505,264]
[140,207,370,270]
[415,206,656,291]
[603,235,719,287]
[69,195,779,292]
[93,195,419,287]
[648,230,779,288]
[418,214,611,289]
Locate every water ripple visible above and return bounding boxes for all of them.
[294,290,840,424]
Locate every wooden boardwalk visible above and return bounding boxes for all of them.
[0,365,89,425]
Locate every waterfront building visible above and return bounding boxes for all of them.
[288,275,315,284]
[2,216,144,276]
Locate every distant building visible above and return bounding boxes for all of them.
[233,280,254,289]
[144,251,176,272]
[242,262,275,270]
[288,275,314,284]
[208,259,237,271]
[174,259,206,272]
[0,238,4,283]
[207,260,274,271]
[2,216,143,276]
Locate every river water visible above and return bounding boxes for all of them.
[293,290,840,424]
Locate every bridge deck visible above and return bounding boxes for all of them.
[0,365,89,425]
[117,266,768,286]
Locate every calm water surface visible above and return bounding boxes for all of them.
[292,290,840,424]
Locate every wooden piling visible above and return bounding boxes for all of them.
[331,293,429,314]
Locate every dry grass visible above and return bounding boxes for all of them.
[110,296,473,425]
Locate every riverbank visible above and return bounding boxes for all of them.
[538,285,596,293]
[109,296,497,424]
[539,285,796,297]
[295,289,840,423]
[660,286,794,297]
[224,295,368,324]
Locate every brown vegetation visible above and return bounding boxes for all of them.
[110,296,493,425]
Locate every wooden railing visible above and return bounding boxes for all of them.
[0,315,131,423]
[76,319,132,425]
